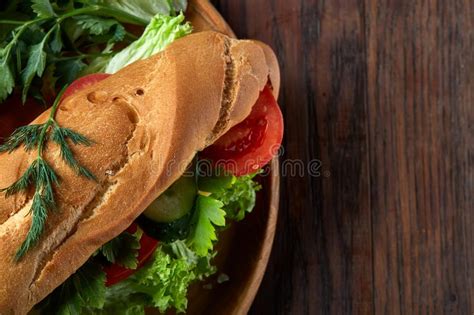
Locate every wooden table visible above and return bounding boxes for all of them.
[213,1,473,314]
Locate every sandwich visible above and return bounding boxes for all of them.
[0,1,283,314]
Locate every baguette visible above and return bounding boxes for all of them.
[0,31,279,315]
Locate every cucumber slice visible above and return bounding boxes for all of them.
[144,176,197,223]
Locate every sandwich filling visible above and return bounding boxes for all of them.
[37,168,262,314]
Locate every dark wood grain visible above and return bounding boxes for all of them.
[366,2,473,314]
[213,0,473,314]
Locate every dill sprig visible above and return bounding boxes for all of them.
[0,86,96,260]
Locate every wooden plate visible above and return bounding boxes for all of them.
[172,1,280,314]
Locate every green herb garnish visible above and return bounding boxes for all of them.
[0,86,96,260]
[98,228,142,269]
[188,195,226,257]
[0,0,186,103]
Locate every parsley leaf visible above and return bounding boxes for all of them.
[0,56,15,101]
[31,0,55,18]
[74,15,125,41]
[49,26,63,53]
[73,263,107,308]
[21,41,47,102]
[99,229,142,269]
[188,195,226,256]
[111,23,126,42]
[55,58,86,87]
[37,261,106,314]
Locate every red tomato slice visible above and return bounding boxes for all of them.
[201,86,284,176]
[104,223,159,287]
[61,73,111,102]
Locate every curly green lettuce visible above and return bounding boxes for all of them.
[91,241,216,314]
[199,172,262,221]
[103,12,192,73]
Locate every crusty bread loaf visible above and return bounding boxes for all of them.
[0,31,278,315]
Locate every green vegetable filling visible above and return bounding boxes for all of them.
[0,0,189,103]
[35,171,261,314]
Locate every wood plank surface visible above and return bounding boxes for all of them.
[212,0,473,314]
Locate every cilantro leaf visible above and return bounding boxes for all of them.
[49,26,62,53]
[55,58,86,86]
[31,0,55,18]
[21,41,47,102]
[74,15,125,40]
[111,23,126,42]
[73,263,107,308]
[85,292,148,315]
[37,261,106,314]
[0,57,15,102]
[188,195,226,256]
[99,229,142,269]
[41,63,58,97]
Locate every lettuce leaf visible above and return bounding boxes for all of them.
[103,12,191,74]
[130,248,196,312]
[215,173,261,221]
[199,172,261,221]
[169,240,217,279]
